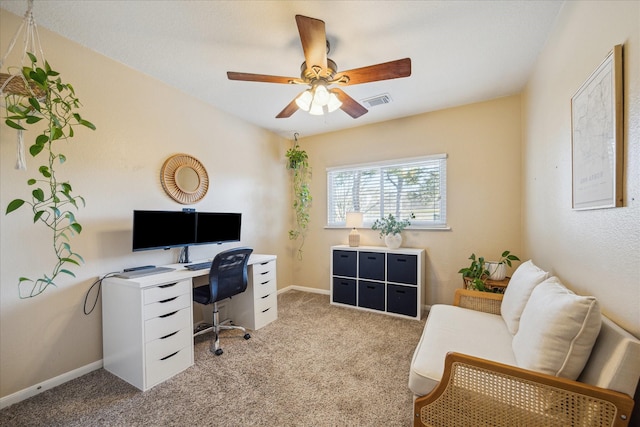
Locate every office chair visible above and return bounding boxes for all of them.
[193,247,253,355]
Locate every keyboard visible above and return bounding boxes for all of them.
[115,267,175,279]
[185,261,212,271]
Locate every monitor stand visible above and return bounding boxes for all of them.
[182,245,191,263]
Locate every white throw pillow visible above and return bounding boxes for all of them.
[501,260,549,335]
[512,277,601,380]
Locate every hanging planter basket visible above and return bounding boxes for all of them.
[0,72,45,98]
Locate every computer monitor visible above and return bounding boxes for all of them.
[132,210,197,251]
[195,212,241,245]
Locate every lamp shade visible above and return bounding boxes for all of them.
[345,212,363,228]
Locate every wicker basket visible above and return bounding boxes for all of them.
[0,72,45,98]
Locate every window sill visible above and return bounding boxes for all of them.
[324,225,452,231]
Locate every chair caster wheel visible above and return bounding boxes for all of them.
[214,348,223,356]
[244,333,251,340]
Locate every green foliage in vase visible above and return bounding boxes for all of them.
[458,253,491,292]
[371,213,415,238]
[285,144,311,260]
[3,53,96,298]
[458,251,520,292]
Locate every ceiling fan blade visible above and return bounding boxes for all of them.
[295,15,328,72]
[276,96,300,118]
[227,72,302,84]
[334,58,411,85]
[332,88,368,119]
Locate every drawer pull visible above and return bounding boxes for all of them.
[261,280,269,285]
[340,281,350,286]
[160,331,179,340]
[367,256,376,260]
[260,261,269,265]
[159,282,177,289]
[396,258,407,263]
[260,271,269,276]
[159,296,178,304]
[395,290,406,294]
[160,351,179,361]
[367,285,376,289]
[261,294,270,299]
[262,307,271,313]
[340,254,349,258]
[159,311,178,318]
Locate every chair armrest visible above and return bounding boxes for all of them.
[414,352,635,427]
[453,289,503,315]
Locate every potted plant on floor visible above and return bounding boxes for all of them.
[371,213,415,249]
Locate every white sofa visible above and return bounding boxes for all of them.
[410,260,640,427]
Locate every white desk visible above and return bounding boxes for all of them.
[102,254,277,391]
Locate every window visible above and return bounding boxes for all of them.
[327,154,447,228]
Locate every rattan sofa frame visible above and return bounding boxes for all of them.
[413,290,635,427]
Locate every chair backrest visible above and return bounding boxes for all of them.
[209,247,253,303]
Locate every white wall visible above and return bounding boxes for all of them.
[0,10,293,398]
[295,95,523,306]
[522,0,640,336]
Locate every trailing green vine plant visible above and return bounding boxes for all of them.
[285,137,311,260]
[3,53,96,298]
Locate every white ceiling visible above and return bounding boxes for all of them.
[0,0,564,140]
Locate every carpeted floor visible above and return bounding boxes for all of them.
[0,290,426,426]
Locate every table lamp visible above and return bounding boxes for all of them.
[346,212,364,247]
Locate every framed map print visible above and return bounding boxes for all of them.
[571,45,623,210]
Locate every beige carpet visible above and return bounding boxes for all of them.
[0,290,426,426]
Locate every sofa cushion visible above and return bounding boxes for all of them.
[409,304,516,396]
[512,277,601,380]
[501,260,549,335]
[578,315,640,396]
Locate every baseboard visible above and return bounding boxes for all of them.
[278,285,330,295]
[0,360,103,409]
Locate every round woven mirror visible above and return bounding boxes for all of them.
[161,154,209,204]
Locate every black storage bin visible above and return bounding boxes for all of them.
[358,280,385,311]
[387,284,418,317]
[333,250,357,277]
[359,252,385,280]
[332,278,356,306]
[387,254,417,284]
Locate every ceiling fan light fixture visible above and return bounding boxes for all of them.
[313,84,330,105]
[308,102,325,115]
[295,90,313,111]
[296,82,342,115]
[327,92,342,113]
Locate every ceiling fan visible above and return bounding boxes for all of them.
[227,15,411,119]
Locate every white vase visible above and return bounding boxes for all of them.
[486,262,506,280]
[384,233,402,249]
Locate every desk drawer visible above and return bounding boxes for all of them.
[255,291,277,313]
[145,307,191,342]
[253,275,276,299]
[254,298,277,329]
[145,345,192,389]
[252,260,276,276]
[145,327,192,365]
[144,280,190,304]
[144,293,191,320]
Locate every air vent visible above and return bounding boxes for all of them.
[361,93,392,108]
